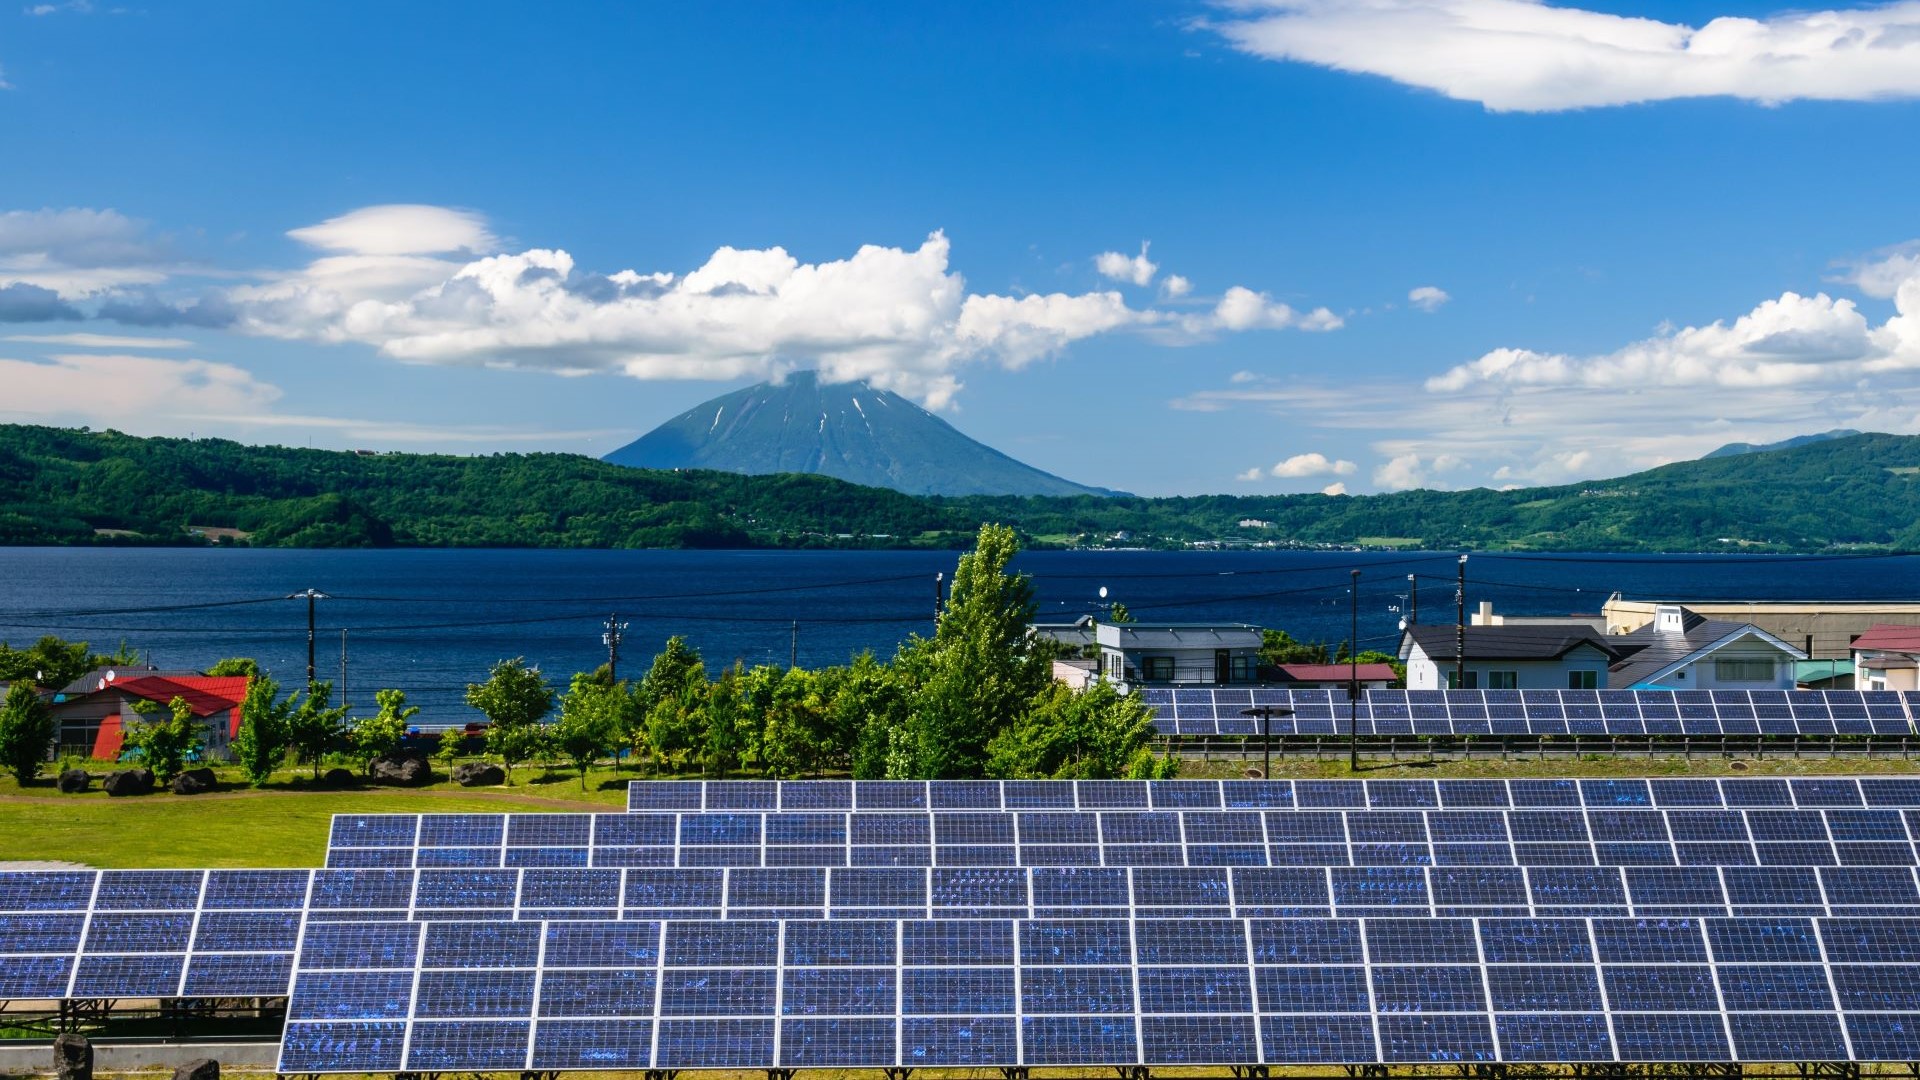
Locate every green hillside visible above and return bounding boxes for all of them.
[0,424,1915,552]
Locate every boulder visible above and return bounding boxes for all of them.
[168,767,217,795]
[452,761,505,787]
[102,768,154,797]
[171,1059,218,1080]
[57,769,91,794]
[318,767,358,789]
[53,1033,91,1080]
[370,752,432,786]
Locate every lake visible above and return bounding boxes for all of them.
[0,547,1913,721]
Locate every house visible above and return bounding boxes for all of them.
[1398,625,1620,691]
[53,671,251,761]
[1095,623,1264,689]
[1606,605,1805,690]
[1603,596,1920,661]
[1031,616,1097,655]
[1851,624,1920,691]
[1271,663,1398,691]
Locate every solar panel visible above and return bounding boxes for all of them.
[276,914,1920,1070]
[1132,689,1916,738]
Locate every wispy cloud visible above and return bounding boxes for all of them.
[4,332,190,348]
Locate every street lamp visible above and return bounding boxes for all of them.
[1350,569,1361,772]
[1240,705,1293,779]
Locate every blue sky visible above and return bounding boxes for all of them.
[2,1,1919,496]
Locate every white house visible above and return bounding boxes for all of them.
[1851,624,1920,691]
[1095,623,1264,689]
[1398,625,1619,691]
[1605,605,1805,690]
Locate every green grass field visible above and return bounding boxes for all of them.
[4,754,1918,869]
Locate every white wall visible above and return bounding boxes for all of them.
[1405,642,1611,690]
[1656,636,1798,690]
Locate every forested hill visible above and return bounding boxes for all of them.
[0,424,1916,552]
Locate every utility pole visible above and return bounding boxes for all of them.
[287,589,329,691]
[603,614,629,680]
[790,621,799,669]
[339,629,348,711]
[1454,555,1467,691]
[1408,573,1418,625]
[1350,570,1361,772]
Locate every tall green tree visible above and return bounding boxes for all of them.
[206,657,262,677]
[0,681,55,785]
[698,666,745,778]
[840,652,910,780]
[985,681,1176,780]
[552,674,623,788]
[286,681,349,779]
[231,674,293,786]
[467,658,555,782]
[124,696,203,784]
[904,523,1047,778]
[0,635,139,690]
[351,689,419,770]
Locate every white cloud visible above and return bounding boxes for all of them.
[25,1,95,14]
[1374,451,1467,491]
[223,208,1341,408]
[1095,242,1158,287]
[1320,481,1348,496]
[1237,466,1266,482]
[1161,274,1192,299]
[287,204,496,257]
[1842,242,1920,299]
[0,352,279,428]
[1409,285,1450,312]
[0,208,170,296]
[4,332,189,348]
[1208,0,1920,112]
[1270,451,1358,477]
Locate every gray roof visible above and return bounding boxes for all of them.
[1400,624,1619,663]
[1607,608,1803,687]
[1098,623,1264,650]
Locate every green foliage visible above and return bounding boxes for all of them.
[286,681,349,779]
[0,635,133,690]
[1260,627,1331,666]
[434,726,465,766]
[638,638,706,773]
[553,674,624,788]
[124,696,202,784]
[986,681,1177,780]
[0,681,55,785]
[231,675,292,786]
[206,657,262,677]
[467,658,555,781]
[351,689,419,769]
[1107,601,1134,623]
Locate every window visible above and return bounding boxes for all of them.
[1568,670,1598,690]
[1231,655,1251,682]
[1714,658,1775,682]
[1486,671,1518,690]
[1144,656,1175,681]
[1446,670,1478,690]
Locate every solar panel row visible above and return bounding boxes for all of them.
[622,776,1920,812]
[277,915,1920,1069]
[327,807,1920,870]
[1142,689,1920,737]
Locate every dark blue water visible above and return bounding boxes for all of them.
[0,547,1913,720]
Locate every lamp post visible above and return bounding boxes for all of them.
[1240,706,1293,779]
[1350,568,1361,772]
[286,589,329,692]
[1454,554,1468,691]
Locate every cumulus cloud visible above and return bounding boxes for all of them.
[1269,451,1358,477]
[98,290,236,328]
[1321,481,1348,496]
[1237,466,1266,482]
[0,208,170,296]
[1095,243,1158,287]
[1208,0,1920,112]
[1374,451,1467,491]
[0,352,279,428]
[1409,285,1450,312]
[1162,274,1192,299]
[218,207,1341,408]
[0,283,81,322]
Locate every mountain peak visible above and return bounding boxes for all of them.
[604,373,1119,497]
[1701,429,1863,459]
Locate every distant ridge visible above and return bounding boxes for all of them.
[604,372,1120,498]
[1703,429,1862,459]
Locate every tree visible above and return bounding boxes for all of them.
[467,658,555,782]
[0,681,55,785]
[434,726,465,767]
[231,674,293,786]
[351,689,418,770]
[206,657,262,677]
[0,635,140,690]
[698,667,745,778]
[1260,627,1330,667]
[552,674,622,788]
[124,696,203,784]
[286,681,349,780]
[904,523,1048,778]
[985,681,1177,780]
[840,652,910,780]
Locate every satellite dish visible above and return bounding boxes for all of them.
[106,670,117,682]
[1098,587,1109,600]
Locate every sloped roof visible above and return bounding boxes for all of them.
[59,667,202,696]
[1851,624,1920,654]
[1400,624,1619,663]
[1100,624,1264,649]
[101,675,250,717]
[1607,608,1804,688]
[1276,663,1399,683]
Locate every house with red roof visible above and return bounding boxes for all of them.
[51,670,251,761]
[1852,624,1920,692]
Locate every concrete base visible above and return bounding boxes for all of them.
[0,1043,278,1074]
